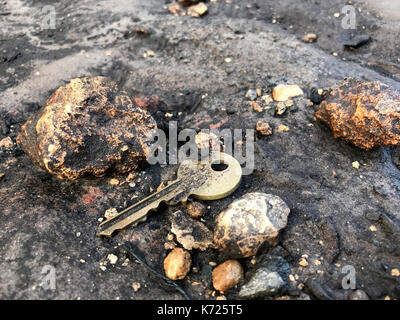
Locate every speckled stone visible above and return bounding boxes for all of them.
[214,193,290,258]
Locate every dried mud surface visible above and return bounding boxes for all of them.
[0,0,399,300]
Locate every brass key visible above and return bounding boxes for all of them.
[97,152,242,237]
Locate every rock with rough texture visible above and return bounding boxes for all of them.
[187,2,208,17]
[302,33,318,43]
[212,260,244,292]
[186,201,207,218]
[170,210,214,251]
[316,78,400,150]
[255,120,273,136]
[272,84,303,102]
[0,137,13,148]
[239,256,290,298]
[214,193,290,258]
[163,248,192,280]
[245,89,258,101]
[17,76,156,180]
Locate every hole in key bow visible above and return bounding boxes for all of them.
[211,161,229,171]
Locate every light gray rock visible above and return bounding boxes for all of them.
[245,89,258,101]
[214,193,290,258]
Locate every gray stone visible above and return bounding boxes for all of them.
[239,256,290,298]
[245,89,258,101]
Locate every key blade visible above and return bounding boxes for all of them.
[97,179,185,237]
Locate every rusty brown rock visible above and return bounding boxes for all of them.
[315,78,400,150]
[212,260,244,292]
[214,193,290,259]
[17,76,157,180]
[163,248,192,280]
[186,200,207,218]
[255,120,273,136]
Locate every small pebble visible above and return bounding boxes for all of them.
[302,33,318,43]
[251,101,263,112]
[187,2,208,17]
[131,282,141,292]
[285,99,294,107]
[255,120,273,136]
[186,201,207,218]
[298,258,308,267]
[262,94,273,105]
[107,253,118,264]
[352,161,360,169]
[164,248,192,280]
[246,89,258,101]
[109,178,120,186]
[390,268,399,277]
[0,137,13,148]
[277,125,290,132]
[276,102,287,115]
[212,260,244,292]
[272,85,303,102]
[105,207,118,219]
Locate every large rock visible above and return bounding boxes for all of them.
[316,78,400,150]
[17,76,157,180]
[214,193,290,258]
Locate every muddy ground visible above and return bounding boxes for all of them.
[0,0,399,300]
